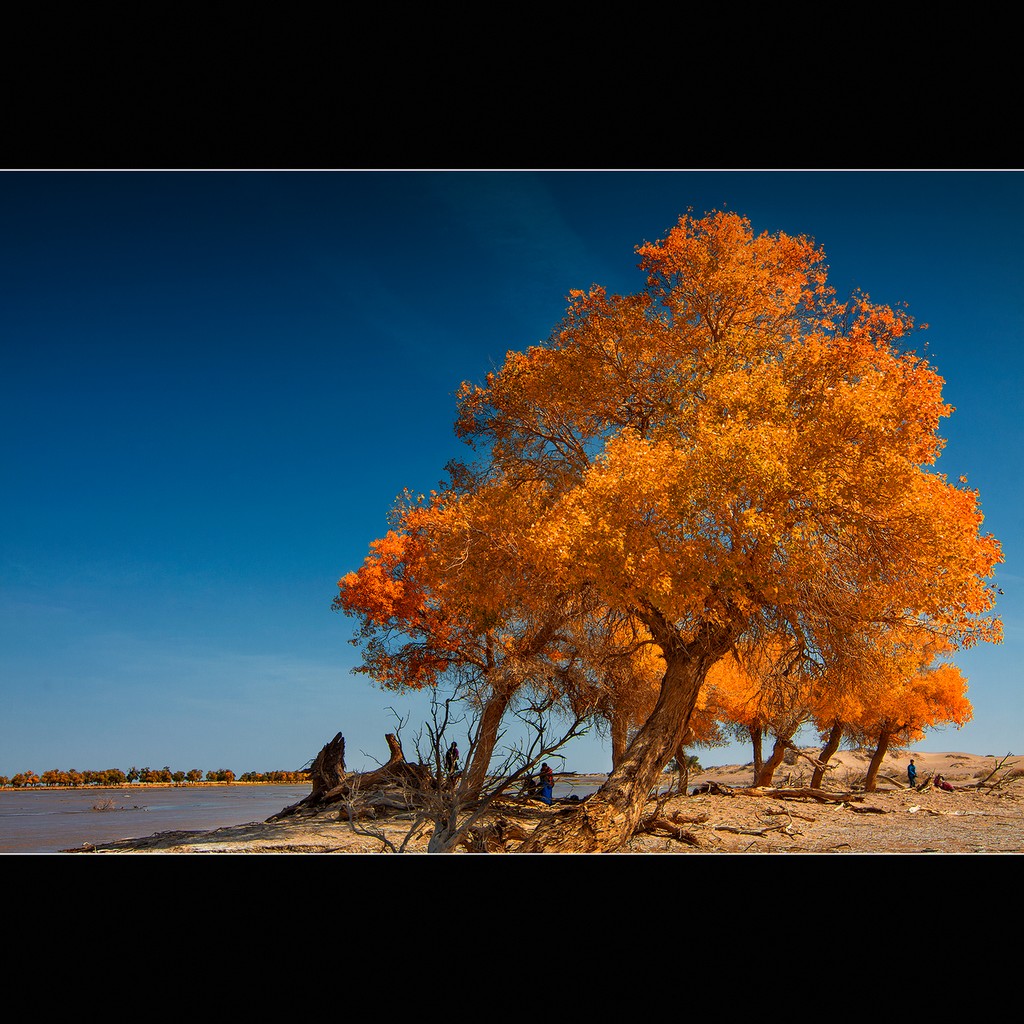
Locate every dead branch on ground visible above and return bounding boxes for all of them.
[636,809,705,846]
[694,782,867,805]
[713,819,801,839]
[974,753,1021,792]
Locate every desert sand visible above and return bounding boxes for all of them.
[67,748,1023,855]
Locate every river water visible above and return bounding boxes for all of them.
[0,784,312,854]
[1,775,610,854]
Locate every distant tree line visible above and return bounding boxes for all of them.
[0,765,310,788]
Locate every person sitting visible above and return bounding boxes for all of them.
[933,773,955,792]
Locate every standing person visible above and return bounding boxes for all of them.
[907,758,917,789]
[445,742,459,774]
[539,762,554,805]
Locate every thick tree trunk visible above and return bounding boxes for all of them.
[754,734,790,787]
[749,726,764,782]
[463,688,512,800]
[811,721,844,789]
[610,712,629,771]
[517,631,731,853]
[863,727,891,793]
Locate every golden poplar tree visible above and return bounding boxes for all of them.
[450,210,1002,851]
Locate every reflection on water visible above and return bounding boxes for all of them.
[0,784,311,854]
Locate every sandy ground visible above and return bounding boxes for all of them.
[67,749,1024,855]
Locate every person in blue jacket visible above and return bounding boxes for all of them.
[907,758,917,788]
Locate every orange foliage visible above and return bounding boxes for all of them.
[454,210,1002,673]
[848,633,974,748]
[340,210,1003,800]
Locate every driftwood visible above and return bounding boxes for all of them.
[691,781,867,805]
[752,787,868,804]
[309,732,347,801]
[269,731,435,821]
[319,733,431,803]
[713,820,801,839]
[637,809,706,846]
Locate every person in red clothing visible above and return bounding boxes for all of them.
[933,773,955,792]
[539,763,555,804]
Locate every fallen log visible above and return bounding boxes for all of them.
[694,784,868,804]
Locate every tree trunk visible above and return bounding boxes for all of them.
[463,688,512,801]
[863,727,891,793]
[517,631,732,853]
[674,740,690,795]
[610,712,629,771]
[749,725,764,782]
[811,720,844,789]
[754,734,790,787]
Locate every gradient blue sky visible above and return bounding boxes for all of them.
[1,169,1021,777]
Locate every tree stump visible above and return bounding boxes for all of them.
[268,730,435,821]
[309,732,348,802]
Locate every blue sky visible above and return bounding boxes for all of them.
[1,169,1021,777]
